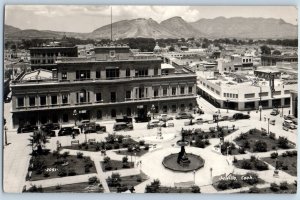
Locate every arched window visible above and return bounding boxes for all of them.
[78,89,87,103]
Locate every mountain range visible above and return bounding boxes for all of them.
[5,16,298,40]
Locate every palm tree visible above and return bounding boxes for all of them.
[29,129,48,155]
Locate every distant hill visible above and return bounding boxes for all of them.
[190,17,298,39]
[4,16,298,40]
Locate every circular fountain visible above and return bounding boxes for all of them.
[162,129,205,172]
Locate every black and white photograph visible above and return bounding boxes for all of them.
[2,5,298,194]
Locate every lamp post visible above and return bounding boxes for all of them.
[151,104,155,119]
[4,125,8,146]
[210,168,213,184]
[281,105,283,117]
[258,86,262,121]
[226,99,229,113]
[73,109,78,126]
[267,118,270,134]
[193,170,196,184]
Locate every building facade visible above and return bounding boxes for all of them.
[11,45,197,128]
[261,54,298,66]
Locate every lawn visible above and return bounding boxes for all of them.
[262,151,297,177]
[100,160,134,172]
[233,157,269,171]
[234,129,294,152]
[27,150,96,181]
[115,148,149,157]
[212,173,265,191]
[106,172,148,193]
[64,138,140,152]
[245,182,297,194]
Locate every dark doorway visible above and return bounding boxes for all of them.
[78,110,90,121]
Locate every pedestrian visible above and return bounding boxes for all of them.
[264,115,266,121]
[72,131,75,139]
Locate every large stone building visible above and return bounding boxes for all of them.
[29,46,78,70]
[261,54,298,66]
[11,44,197,128]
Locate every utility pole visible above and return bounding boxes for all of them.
[259,86,262,121]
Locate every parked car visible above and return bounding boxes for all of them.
[193,117,203,124]
[282,120,297,130]
[77,120,90,129]
[17,124,38,133]
[270,109,280,116]
[175,112,194,119]
[232,113,250,120]
[134,116,151,123]
[292,118,298,125]
[147,119,166,129]
[113,122,133,131]
[58,127,80,136]
[197,107,204,114]
[116,116,133,124]
[83,122,106,133]
[40,123,60,137]
[284,115,296,121]
[158,114,173,122]
[269,119,276,125]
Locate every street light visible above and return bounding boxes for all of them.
[193,170,196,184]
[73,109,78,126]
[267,118,270,135]
[226,99,229,113]
[258,86,262,121]
[210,168,213,184]
[151,104,155,119]
[4,125,8,146]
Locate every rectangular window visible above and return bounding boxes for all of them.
[40,96,46,106]
[29,97,35,106]
[284,90,290,94]
[154,89,159,97]
[17,97,24,107]
[154,67,158,76]
[188,86,193,94]
[274,91,281,95]
[62,72,67,80]
[126,69,130,77]
[163,87,168,96]
[63,114,68,122]
[106,68,119,79]
[62,94,68,104]
[76,70,90,80]
[180,86,185,94]
[172,105,177,112]
[135,69,148,77]
[96,70,101,79]
[51,96,57,105]
[172,87,176,95]
[224,93,227,97]
[111,92,116,102]
[244,93,255,98]
[126,91,131,99]
[260,92,268,97]
[97,110,102,119]
[110,50,115,57]
[96,93,102,102]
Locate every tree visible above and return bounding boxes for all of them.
[253,141,268,152]
[169,46,175,52]
[278,137,289,149]
[145,179,161,193]
[29,130,48,155]
[260,45,271,55]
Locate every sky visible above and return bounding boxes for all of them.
[5,5,298,33]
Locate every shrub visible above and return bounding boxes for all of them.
[250,155,256,162]
[241,160,252,170]
[233,156,237,163]
[55,184,61,190]
[242,173,259,185]
[52,150,59,158]
[88,176,99,185]
[43,171,50,177]
[286,151,294,157]
[191,185,201,193]
[144,144,150,150]
[217,180,229,190]
[278,137,289,149]
[113,143,120,149]
[105,143,113,150]
[280,181,289,190]
[243,141,250,149]
[106,134,116,144]
[104,163,112,171]
[269,132,276,140]
[68,168,76,176]
[103,156,111,163]
[85,145,89,150]
[122,162,130,168]
[58,168,67,177]
[239,133,249,140]
[85,165,90,173]
[204,139,210,145]
[238,147,245,154]
[231,180,242,189]
[195,139,205,148]
[145,179,161,193]
[249,186,260,193]
[78,144,82,149]
[270,152,278,159]
[26,185,44,193]
[253,141,268,152]
[127,146,133,152]
[77,152,83,159]
[117,135,124,143]
[122,156,128,163]
[254,160,269,171]
[139,140,145,146]
[282,165,289,170]
[282,152,287,157]
[270,183,279,192]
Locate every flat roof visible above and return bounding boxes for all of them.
[161,63,175,70]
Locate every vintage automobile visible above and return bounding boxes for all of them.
[58,127,80,136]
[158,114,173,122]
[232,113,250,120]
[83,122,106,133]
[282,120,297,130]
[147,119,166,129]
[17,124,38,133]
[115,116,133,124]
[270,109,280,116]
[113,122,133,131]
[175,112,194,119]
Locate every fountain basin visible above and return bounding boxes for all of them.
[162,153,205,172]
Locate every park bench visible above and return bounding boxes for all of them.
[71,140,79,146]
